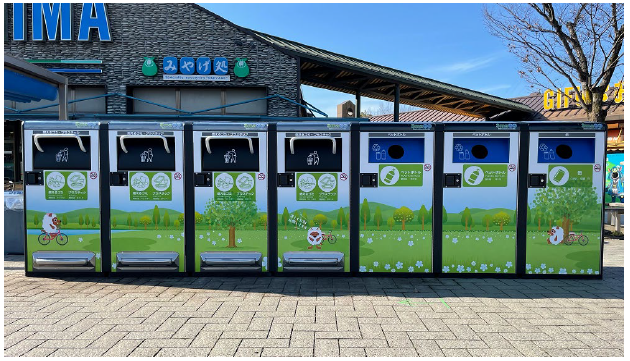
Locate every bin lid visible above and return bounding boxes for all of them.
[276,122,351,132]
[23,121,99,130]
[4,191,24,211]
[108,121,184,131]
[192,122,267,131]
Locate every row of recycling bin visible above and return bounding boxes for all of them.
[23,120,606,277]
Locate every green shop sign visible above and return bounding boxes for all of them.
[214,172,256,201]
[297,173,338,201]
[129,172,172,201]
[548,165,593,187]
[463,164,508,187]
[378,164,423,187]
[45,171,88,200]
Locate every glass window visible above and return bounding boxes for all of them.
[225,88,267,115]
[73,87,107,113]
[180,88,222,114]
[132,88,177,113]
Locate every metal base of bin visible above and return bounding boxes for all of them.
[32,251,95,271]
[116,251,179,271]
[200,251,262,272]
[282,251,344,272]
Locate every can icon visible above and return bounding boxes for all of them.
[552,168,566,183]
[384,169,397,183]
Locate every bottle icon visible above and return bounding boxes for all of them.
[464,149,471,160]
[381,150,386,160]
[384,168,397,184]
[548,149,556,160]
[553,168,566,184]
[467,168,482,185]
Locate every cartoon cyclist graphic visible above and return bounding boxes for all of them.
[38,213,69,245]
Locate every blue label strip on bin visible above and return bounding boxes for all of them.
[368,138,424,163]
[537,138,595,163]
[452,138,510,163]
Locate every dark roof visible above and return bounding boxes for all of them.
[369,93,624,123]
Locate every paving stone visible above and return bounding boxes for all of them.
[156,347,212,357]
[102,339,143,357]
[261,347,313,357]
[234,347,263,357]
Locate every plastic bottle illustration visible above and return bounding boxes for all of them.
[464,149,471,160]
[380,150,386,160]
[548,149,556,160]
[467,168,482,185]
[553,168,566,184]
[384,168,397,184]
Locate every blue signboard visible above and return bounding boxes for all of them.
[606,152,624,203]
[163,57,178,74]
[537,138,595,163]
[179,57,195,75]
[213,57,228,75]
[369,138,424,163]
[196,57,211,75]
[452,138,510,163]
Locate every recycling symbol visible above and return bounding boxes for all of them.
[454,144,463,152]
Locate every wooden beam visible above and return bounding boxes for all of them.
[394,84,400,122]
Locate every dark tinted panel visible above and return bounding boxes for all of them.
[117,137,176,171]
[202,138,260,171]
[285,138,343,172]
[32,137,91,170]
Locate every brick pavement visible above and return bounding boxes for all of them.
[4,238,623,357]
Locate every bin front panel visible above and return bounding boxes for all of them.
[277,125,351,272]
[193,128,268,272]
[24,125,101,272]
[442,130,519,274]
[360,128,434,274]
[108,124,186,272]
[525,131,605,276]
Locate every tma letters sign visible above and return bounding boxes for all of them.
[11,3,111,41]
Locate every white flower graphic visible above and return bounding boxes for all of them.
[111,263,117,270]
[457,265,465,273]
[391,269,396,273]
[442,266,450,272]
[471,261,476,266]
[78,237,83,243]
[368,269,373,272]
[177,238,181,241]
[549,267,554,273]
[157,235,162,239]
[526,264,532,270]
[506,234,509,238]
[181,232,185,237]
[580,270,584,274]
[237,238,242,244]
[207,232,210,235]
[397,237,402,241]
[408,266,414,272]
[169,235,174,239]
[572,269,577,274]
[535,268,540,274]
[504,269,508,273]
[487,237,493,243]
[396,261,403,269]
[541,263,546,269]
[466,267,471,272]
[445,235,450,239]
[424,269,429,272]
[198,235,202,239]
[506,262,513,268]
[587,269,593,274]
[383,234,386,238]
[373,261,379,267]
[367,238,373,244]
[212,241,216,245]
[359,266,367,272]
[475,237,479,241]
[385,264,391,270]
[284,236,287,240]
[360,233,364,238]
[221,238,225,241]
[495,267,501,273]
[466,235,469,239]
[95,253,101,259]
[410,235,414,238]
[415,261,423,267]
[559,268,567,274]
[595,271,599,275]
[452,238,458,244]
[342,234,346,238]
[408,241,414,246]
[218,233,222,236]
[542,270,546,274]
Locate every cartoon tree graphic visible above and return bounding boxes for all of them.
[91,218,97,228]
[152,205,160,230]
[387,217,395,230]
[139,215,151,230]
[427,206,433,224]
[293,211,300,230]
[258,214,268,230]
[534,186,598,242]
[33,214,40,227]
[308,220,315,228]
[482,214,492,231]
[345,213,349,230]
[461,207,473,230]
[526,205,532,225]
[313,214,328,228]
[205,200,257,248]
[127,214,132,229]
[134,218,139,229]
[178,213,185,228]
[332,220,338,230]
[393,206,414,231]
[373,206,383,230]
[163,210,170,230]
[282,207,290,230]
[442,206,448,224]
[302,212,308,226]
[492,212,511,231]
[111,216,116,229]
[62,214,68,226]
[85,214,90,228]
[418,205,429,231]
[195,212,204,229]
[360,199,371,230]
[79,214,84,228]
[174,219,180,229]
[338,208,346,231]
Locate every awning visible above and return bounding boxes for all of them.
[4,69,58,103]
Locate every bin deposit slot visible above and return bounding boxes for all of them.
[32,251,95,271]
[116,136,176,171]
[202,137,259,171]
[368,138,424,163]
[537,138,594,163]
[116,251,179,271]
[282,251,344,272]
[285,138,343,172]
[32,136,91,170]
[452,138,510,163]
[200,252,262,272]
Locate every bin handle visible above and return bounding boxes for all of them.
[289,137,336,155]
[205,136,254,155]
[33,134,86,153]
[119,135,170,154]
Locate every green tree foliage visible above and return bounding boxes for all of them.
[205,200,257,248]
[293,211,300,230]
[174,219,180,229]
[302,211,308,227]
[178,213,184,225]
[127,214,132,229]
[360,199,371,230]
[258,214,268,230]
[461,207,473,230]
[282,207,289,230]
[442,206,448,224]
[338,208,346,231]
[533,186,598,241]
[91,218,97,228]
[482,214,492,231]
[163,210,170,230]
[393,206,414,230]
[418,205,429,230]
[427,206,433,224]
[373,206,383,230]
[134,218,139,228]
[313,214,328,228]
[111,216,116,229]
[308,220,315,228]
[139,215,151,230]
[152,205,161,230]
[195,212,203,225]
[332,220,338,230]
[79,214,84,228]
[526,205,531,225]
[62,214,68,226]
[492,211,511,231]
[387,217,395,230]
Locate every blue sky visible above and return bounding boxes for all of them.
[201,3,535,117]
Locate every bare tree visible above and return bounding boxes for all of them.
[484,3,623,122]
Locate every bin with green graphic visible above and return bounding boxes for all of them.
[441,124,520,274]
[358,123,435,274]
[525,122,606,276]
[192,122,269,272]
[276,122,351,272]
[108,122,185,272]
[23,121,102,273]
